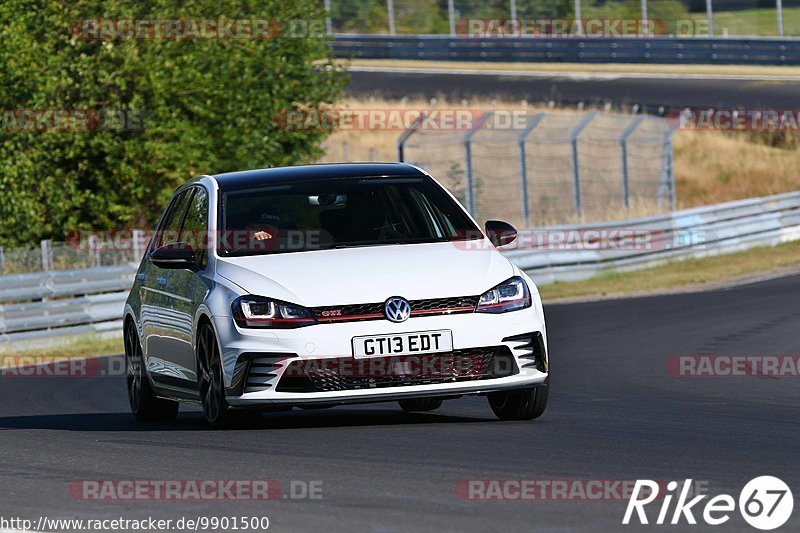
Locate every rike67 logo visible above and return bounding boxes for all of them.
[623,477,793,530]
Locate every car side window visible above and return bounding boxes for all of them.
[180,187,209,269]
[154,189,192,250]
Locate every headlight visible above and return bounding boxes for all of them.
[232,296,316,328]
[476,277,531,314]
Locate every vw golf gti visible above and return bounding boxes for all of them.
[124,163,550,426]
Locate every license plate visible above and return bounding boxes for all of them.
[352,330,453,359]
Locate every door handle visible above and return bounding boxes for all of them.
[157,277,168,286]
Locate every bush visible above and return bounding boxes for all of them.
[0,0,346,246]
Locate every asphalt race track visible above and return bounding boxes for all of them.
[347,69,800,111]
[1,274,799,532]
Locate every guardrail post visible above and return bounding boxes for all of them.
[0,246,4,275]
[40,239,53,271]
[464,112,493,217]
[397,113,425,162]
[569,112,596,219]
[620,115,645,210]
[517,112,546,227]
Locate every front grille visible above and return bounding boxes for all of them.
[312,295,479,323]
[275,347,518,393]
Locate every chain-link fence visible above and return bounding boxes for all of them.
[0,235,144,275]
[399,111,675,227]
[324,0,800,37]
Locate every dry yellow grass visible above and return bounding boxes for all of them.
[341,59,800,78]
[674,131,800,208]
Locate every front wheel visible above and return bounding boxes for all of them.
[488,385,548,421]
[125,323,179,422]
[197,322,236,428]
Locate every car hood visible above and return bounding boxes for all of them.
[215,241,514,307]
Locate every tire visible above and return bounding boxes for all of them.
[197,322,240,428]
[488,385,548,421]
[398,398,443,412]
[124,322,179,422]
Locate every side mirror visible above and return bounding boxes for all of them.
[485,220,518,247]
[150,242,198,270]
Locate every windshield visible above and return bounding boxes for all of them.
[219,176,481,256]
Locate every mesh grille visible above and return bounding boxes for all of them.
[312,295,479,323]
[275,347,517,393]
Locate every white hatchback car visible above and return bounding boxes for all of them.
[124,163,549,427]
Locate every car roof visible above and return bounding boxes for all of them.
[211,163,427,191]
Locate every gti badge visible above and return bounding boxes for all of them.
[384,297,411,323]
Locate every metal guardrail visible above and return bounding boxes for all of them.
[1,190,799,348]
[508,190,800,284]
[332,35,800,65]
[0,265,136,349]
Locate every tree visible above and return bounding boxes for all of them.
[0,0,346,246]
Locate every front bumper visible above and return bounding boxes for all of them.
[214,307,548,407]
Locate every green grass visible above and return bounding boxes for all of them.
[0,334,122,359]
[693,7,800,37]
[539,239,800,301]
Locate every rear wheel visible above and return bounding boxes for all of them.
[398,398,443,412]
[488,385,548,421]
[124,322,179,422]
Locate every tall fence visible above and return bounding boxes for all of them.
[398,111,675,227]
[0,232,146,275]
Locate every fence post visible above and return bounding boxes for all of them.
[396,113,425,162]
[323,0,332,35]
[658,130,676,210]
[448,0,456,37]
[640,0,648,36]
[463,112,493,217]
[569,112,596,219]
[517,112,546,227]
[88,234,101,268]
[132,229,147,263]
[620,115,645,210]
[387,0,396,35]
[40,239,53,271]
